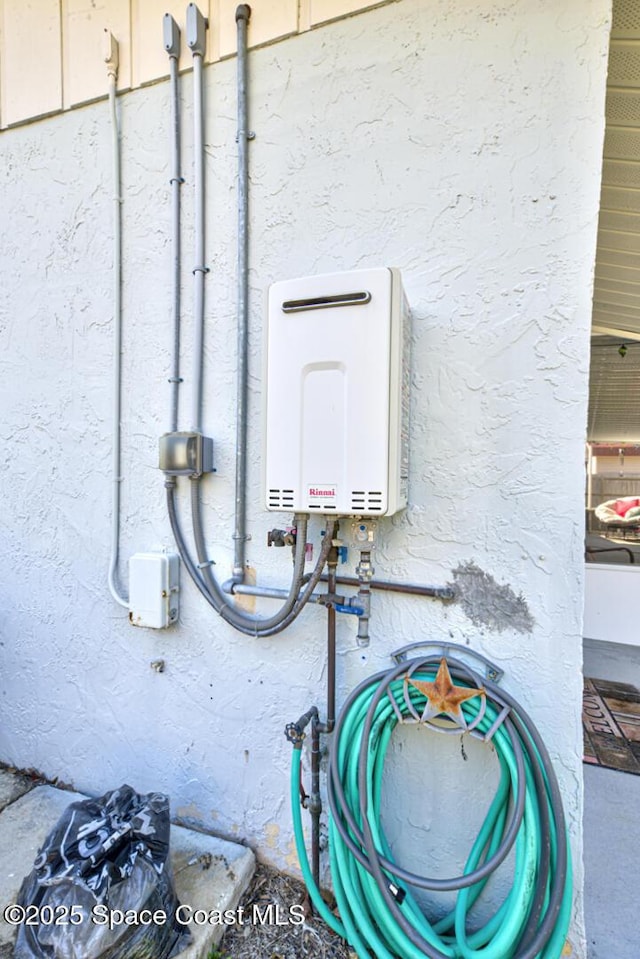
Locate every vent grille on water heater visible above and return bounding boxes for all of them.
[268,488,295,510]
[350,491,383,512]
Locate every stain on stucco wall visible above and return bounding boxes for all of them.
[451,561,535,634]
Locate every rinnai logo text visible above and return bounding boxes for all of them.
[308,486,336,497]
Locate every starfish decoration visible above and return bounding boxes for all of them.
[407,658,485,730]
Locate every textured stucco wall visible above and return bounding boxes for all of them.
[0,0,610,953]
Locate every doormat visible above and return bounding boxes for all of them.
[583,677,640,775]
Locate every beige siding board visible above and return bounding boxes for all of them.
[133,0,212,85]
[0,4,3,126]
[298,0,311,32]
[215,0,297,59]
[0,0,387,126]
[63,0,131,107]
[1,0,62,126]
[308,0,383,27]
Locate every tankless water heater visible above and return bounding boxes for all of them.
[264,267,410,516]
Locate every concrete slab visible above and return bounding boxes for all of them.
[0,785,87,953]
[0,785,255,959]
[583,637,640,689]
[0,769,34,814]
[584,764,640,959]
[170,824,255,958]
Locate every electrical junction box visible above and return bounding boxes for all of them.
[264,267,410,516]
[129,552,179,629]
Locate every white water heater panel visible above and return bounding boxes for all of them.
[264,267,409,516]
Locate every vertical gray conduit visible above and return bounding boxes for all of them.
[232,4,252,583]
[106,33,128,609]
[188,3,208,434]
[172,3,336,637]
[164,15,183,433]
[167,4,337,636]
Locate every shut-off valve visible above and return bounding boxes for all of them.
[267,528,297,548]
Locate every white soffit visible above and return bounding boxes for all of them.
[594,1,640,338]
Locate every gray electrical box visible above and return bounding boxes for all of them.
[186,3,207,55]
[159,431,214,476]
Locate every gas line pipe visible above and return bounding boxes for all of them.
[284,537,339,890]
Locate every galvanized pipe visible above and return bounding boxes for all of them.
[166,16,183,432]
[355,549,373,646]
[304,543,339,893]
[232,3,252,582]
[106,43,128,609]
[318,549,338,735]
[225,582,325,605]
[183,473,338,635]
[231,573,456,604]
[310,714,322,889]
[320,573,456,601]
[190,45,207,433]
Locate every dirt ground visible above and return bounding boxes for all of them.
[220,864,352,959]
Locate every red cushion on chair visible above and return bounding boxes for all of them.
[614,498,640,517]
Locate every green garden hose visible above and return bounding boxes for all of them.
[290,654,573,959]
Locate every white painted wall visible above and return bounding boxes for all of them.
[0,0,610,953]
[584,564,640,646]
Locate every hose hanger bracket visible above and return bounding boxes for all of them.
[392,640,504,683]
[386,654,511,743]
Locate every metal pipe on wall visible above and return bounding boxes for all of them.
[231,573,456,604]
[178,4,328,636]
[170,475,339,635]
[232,4,252,583]
[320,573,456,600]
[164,15,183,433]
[106,32,128,609]
[187,4,208,433]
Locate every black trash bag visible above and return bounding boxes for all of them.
[14,784,192,959]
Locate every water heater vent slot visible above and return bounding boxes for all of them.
[282,291,371,313]
[268,488,295,509]
[351,490,383,512]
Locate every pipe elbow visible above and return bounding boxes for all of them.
[221,576,239,594]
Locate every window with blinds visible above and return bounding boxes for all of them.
[588,339,640,441]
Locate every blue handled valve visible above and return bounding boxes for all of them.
[334,603,364,617]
